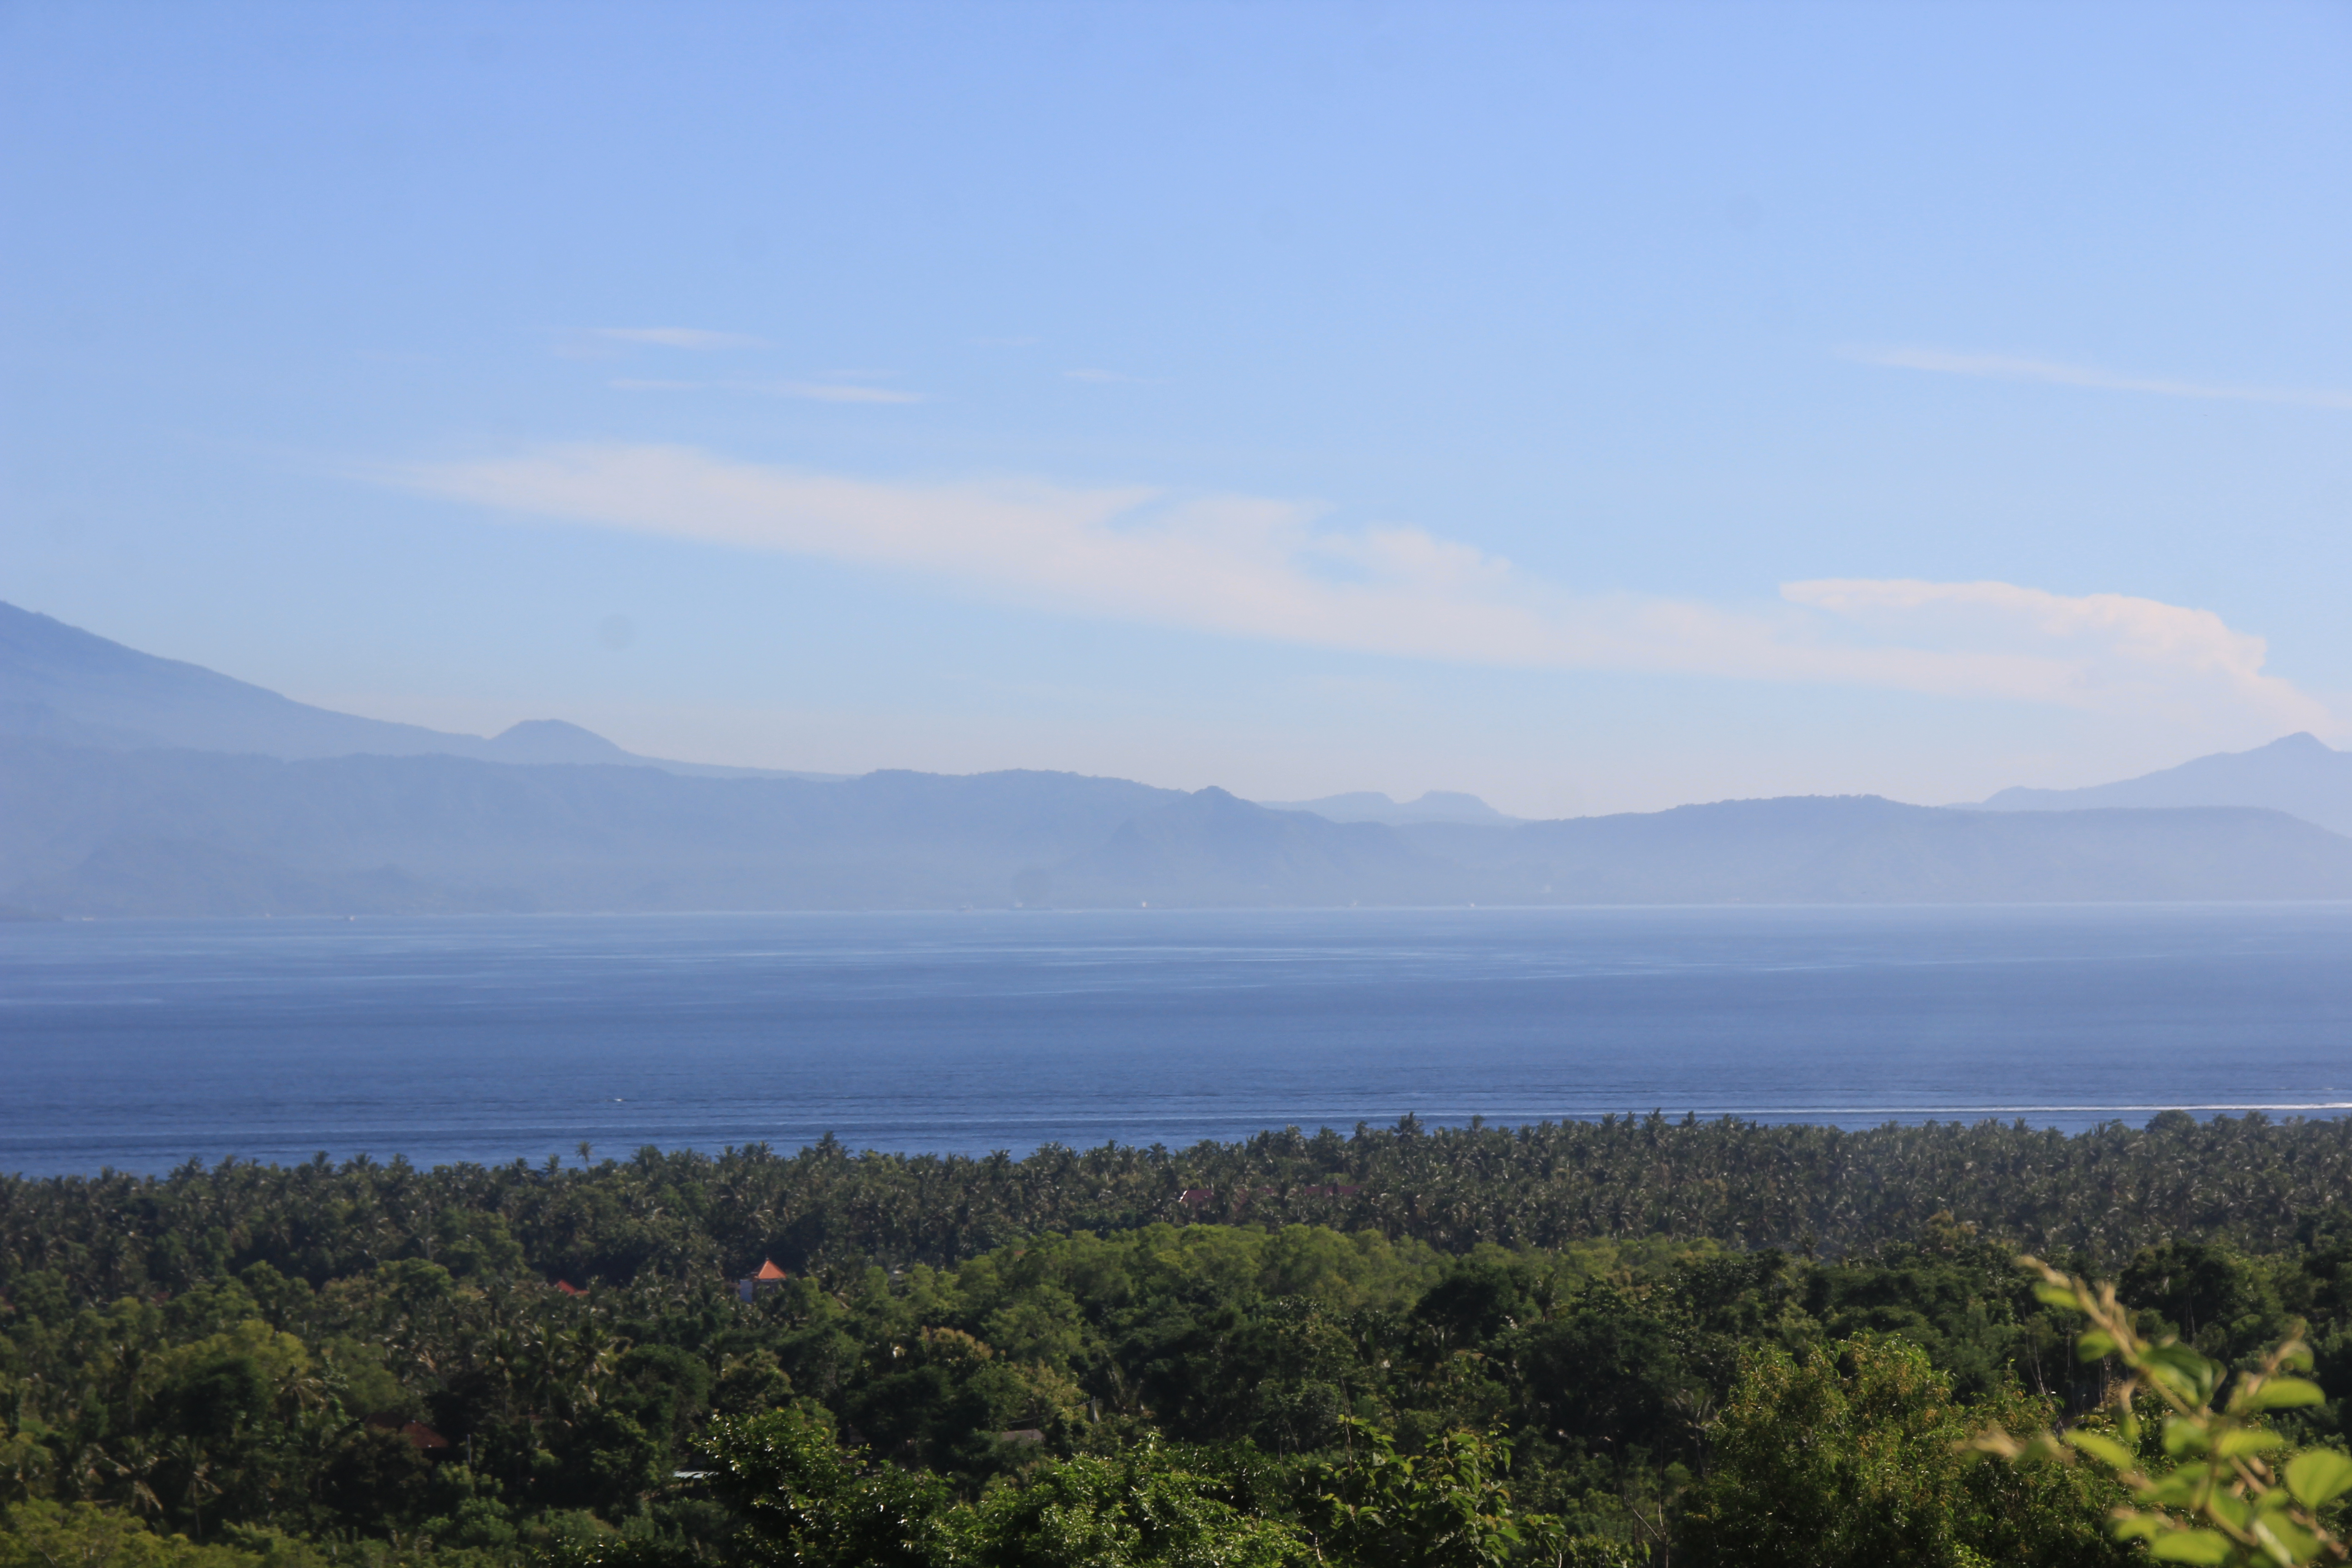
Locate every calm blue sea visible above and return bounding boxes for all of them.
[5,905,2352,1176]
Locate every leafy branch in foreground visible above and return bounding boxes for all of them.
[1310,1418,1557,1568]
[1977,1256,2352,1566]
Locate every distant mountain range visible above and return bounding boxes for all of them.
[0,602,841,780]
[1251,790,1521,826]
[5,600,2352,915]
[1971,731,2352,837]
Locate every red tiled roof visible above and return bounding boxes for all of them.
[365,1414,451,1450]
[754,1260,788,1280]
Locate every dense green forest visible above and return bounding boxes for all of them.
[7,1114,2352,1566]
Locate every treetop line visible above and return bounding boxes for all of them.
[7,1112,2352,1568]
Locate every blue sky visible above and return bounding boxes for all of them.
[4,1,2347,815]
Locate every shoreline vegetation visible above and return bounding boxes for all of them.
[7,1113,2352,1566]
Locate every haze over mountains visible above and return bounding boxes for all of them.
[0,603,839,780]
[1254,791,1522,827]
[5,600,2352,916]
[1971,733,2352,838]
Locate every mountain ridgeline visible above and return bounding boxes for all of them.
[6,600,2352,916]
[0,600,838,780]
[1974,730,2352,835]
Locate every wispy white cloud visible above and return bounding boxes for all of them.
[1847,345,2352,411]
[1778,579,2325,728]
[606,378,924,404]
[382,443,2332,736]
[594,327,768,351]
[754,381,926,405]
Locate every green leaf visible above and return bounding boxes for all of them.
[2037,1282,2084,1310]
[2253,1517,2322,1565]
[2285,1449,2352,1510]
[2216,1428,2289,1460]
[2147,1529,2237,1564]
[2078,1329,2118,1362]
[2247,1379,2326,1411]
[2165,1417,2214,1458]
[2066,1430,2139,1470]
[2150,1343,2220,1391]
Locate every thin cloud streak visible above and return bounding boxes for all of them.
[757,381,926,404]
[1847,346,2352,411]
[384,443,2333,736]
[595,327,768,350]
[606,379,926,404]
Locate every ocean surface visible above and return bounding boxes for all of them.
[4,905,2351,1176]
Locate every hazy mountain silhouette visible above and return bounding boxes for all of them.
[0,601,839,780]
[0,740,1182,915]
[8,603,2352,915]
[1047,789,1455,906]
[1973,733,2352,835]
[8,735,2350,915]
[1254,789,1520,826]
[475,719,642,766]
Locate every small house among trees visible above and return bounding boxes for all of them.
[735,1258,788,1301]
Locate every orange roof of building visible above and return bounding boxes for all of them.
[753,1260,788,1280]
[364,1414,451,1450]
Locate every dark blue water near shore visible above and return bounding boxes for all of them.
[5,905,2351,1176]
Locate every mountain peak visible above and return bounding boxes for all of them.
[1975,732,2352,834]
[483,720,639,765]
[1252,788,1519,827]
[0,601,835,780]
